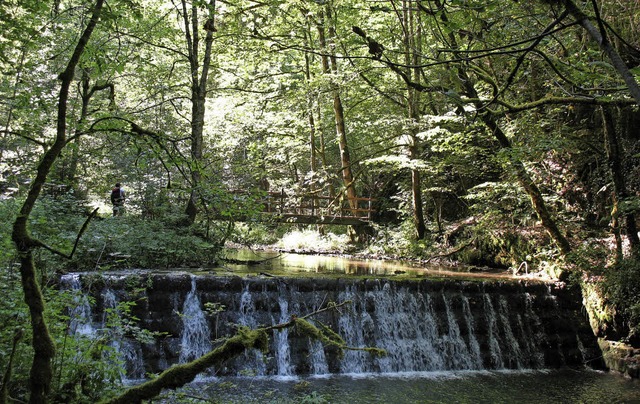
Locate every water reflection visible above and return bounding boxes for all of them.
[223,249,518,280]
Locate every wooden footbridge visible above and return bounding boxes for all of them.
[228,190,376,226]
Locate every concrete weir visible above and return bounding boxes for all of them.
[61,272,604,379]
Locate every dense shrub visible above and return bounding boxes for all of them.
[71,216,222,270]
[601,258,640,346]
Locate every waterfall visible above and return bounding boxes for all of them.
[61,273,602,378]
[545,290,567,366]
[101,287,146,379]
[309,338,329,375]
[497,295,523,368]
[337,284,368,373]
[483,293,505,368]
[360,281,445,373]
[237,284,267,376]
[61,274,146,379]
[442,293,476,370]
[273,282,293,377]
[461,295,483,369]
[338,282,499,373]
[61,274,95,336]
[178,276,212,364]
[516,292,545,368]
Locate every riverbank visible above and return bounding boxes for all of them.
[599,339,640,379]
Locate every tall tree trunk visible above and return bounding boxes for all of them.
[184,0,216,224]
[10,1,104,402]
[318,7,357,210]
[601,106,640,258]
[409,138,426,239]
[303,14,319,216]
[317,6,360,240]
[66,69,92,184]
[63,69,89,185]
[404,0,427,239]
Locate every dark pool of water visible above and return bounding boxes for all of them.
[162,369,640,403]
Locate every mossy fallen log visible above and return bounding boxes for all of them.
[104,300,379,403]
[104,327,269,404]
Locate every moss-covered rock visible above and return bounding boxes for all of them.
[599,339,640,378]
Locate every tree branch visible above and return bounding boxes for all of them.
[490,10,570,107]
[11,1,106,401]
[30,207,99,260]
[85,117,192,184]
[474,94,637,116]
[0,129,48,147]
[561,0,640,104]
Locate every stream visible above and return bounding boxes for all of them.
[64,249,640,403]
[169,369,640,403]
[187,249,640,403]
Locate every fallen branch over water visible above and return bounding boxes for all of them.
[103,300,383,404]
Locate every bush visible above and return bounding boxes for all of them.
[230,222,284,246]
[1,193,225,272]
[601,257,640,345]
[72,216,222,270]
[277,229,351,252]
[0,270,126,402]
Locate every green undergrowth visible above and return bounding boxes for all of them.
[569,239,640,346]
[1,195,226,274]
[601,258,640,344]
[69,216,222,270]
[581,257,640,346]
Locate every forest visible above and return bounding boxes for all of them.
[1,0,640,402]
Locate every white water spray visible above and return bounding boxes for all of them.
[179,276,212,363]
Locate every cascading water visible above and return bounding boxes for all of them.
[60,274,147,379]
[442,292,479,370]
[309,338,329,375]
[460,295,483,368]
[497,295,523,368]
[235,284,267,376]
[522,292,545,368]
[178,276,212,364]
[101,287,146,379]
[61,273,95,336]
[337,284,370,374]
[64,272,603,379]
[273,287,293,377]
[483,293,504,368]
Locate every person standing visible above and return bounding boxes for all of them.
[110,182,126,216]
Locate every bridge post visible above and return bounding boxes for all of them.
[311,194,315,217]
[280,189,285,214]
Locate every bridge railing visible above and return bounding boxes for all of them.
[261,190,375,220]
